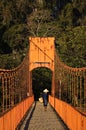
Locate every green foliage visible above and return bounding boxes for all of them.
[59,3,73,27]
[0,53,22,69]
[27,9,53,36]
[3,24,28,50]
[73,1,86,25]
[0,0,86,69]
[56,26,86,67]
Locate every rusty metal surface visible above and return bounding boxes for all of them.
[0,51,30,113]
[54,50,86,113]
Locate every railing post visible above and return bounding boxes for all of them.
[2,76,4,112]
[5,75,7,110]
[84,74,86,110]
[8,75,11,109]
[51,72,55,96]
[28,71,32,96]
[10,74,14,107]
[80,74,82,108]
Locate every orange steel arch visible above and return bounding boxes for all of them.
[29,37,55,96]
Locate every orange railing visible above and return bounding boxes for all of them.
[49,95,86,130]
[0,96,34,130]
[54,50,86,113]
[0,50,30,113]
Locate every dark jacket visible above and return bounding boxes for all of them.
[42,92,48,106]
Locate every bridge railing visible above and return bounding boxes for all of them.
[55,50,86,113]
[0,51,30,113]
[0,96,34,130]
[49,95,86,130]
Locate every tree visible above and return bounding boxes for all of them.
[3,24,28,51]
[27,9,57,37]
[56,26,86,67]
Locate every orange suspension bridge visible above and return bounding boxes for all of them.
[0,37,86,130]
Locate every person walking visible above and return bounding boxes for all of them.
[42,89,49,111]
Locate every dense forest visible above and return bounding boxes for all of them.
[0,0,86,69]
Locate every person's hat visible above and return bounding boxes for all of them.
[43,89,49,93]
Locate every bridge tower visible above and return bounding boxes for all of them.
[29,37,55,96]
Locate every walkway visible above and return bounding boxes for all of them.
[17,102,69,130]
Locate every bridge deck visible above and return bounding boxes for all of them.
[17,102,69,130]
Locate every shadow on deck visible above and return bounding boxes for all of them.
[17,101,69,130]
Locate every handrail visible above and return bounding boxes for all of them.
[49,95,86,130]
[0,50,30,113]
[0,96,34,130]
[54,50,86,112]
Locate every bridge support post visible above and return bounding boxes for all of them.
[28,71,33,96]
[51,72,55,97]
